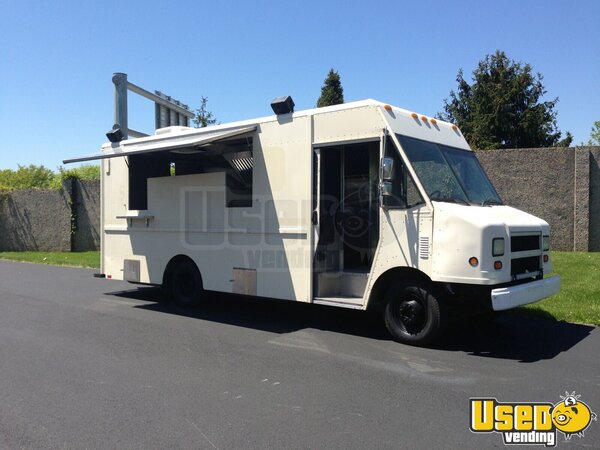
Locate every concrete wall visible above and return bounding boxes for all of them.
[590,148,600,251]
[476,147,575,251]
[72,179,101,252]
[0,180,100,252]
[477,146,599,252]
[0,185,72,252]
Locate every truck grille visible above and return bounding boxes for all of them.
[510,232,542,280]
[511,256,541,277]
[511,235,540,252]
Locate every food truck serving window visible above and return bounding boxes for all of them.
[128,136,254,210]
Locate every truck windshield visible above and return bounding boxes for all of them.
[397,135,503,206]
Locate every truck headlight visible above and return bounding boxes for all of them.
[492,238,505,256]
[543,235,550,252]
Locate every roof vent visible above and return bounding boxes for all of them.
[271,96,295,115]
[155,126,193,136]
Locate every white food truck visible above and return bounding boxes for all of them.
[65,99,560,346]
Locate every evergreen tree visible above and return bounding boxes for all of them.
[439,51,572,149]
[317,69,344,107]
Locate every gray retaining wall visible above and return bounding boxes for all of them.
[0,180,100,252]
[590,148,600,251]
[476,147,575,251]
[72,179,101,252]
[477,146,599,251]
[0,184,72,252]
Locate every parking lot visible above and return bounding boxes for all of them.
[0,260,598,449]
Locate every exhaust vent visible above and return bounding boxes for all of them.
[223,151,253,187]
[419,236,430,260]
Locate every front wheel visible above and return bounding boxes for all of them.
[383,280,442,346]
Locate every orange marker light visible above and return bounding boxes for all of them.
[383,104,392,111]
[421,116,428,122]
[430,118,437,125]
[411,112,418,119]
[494,261,503,270]
[469,257,479,267]
[452,124,458,131]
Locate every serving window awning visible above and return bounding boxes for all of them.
[63,125,257,164]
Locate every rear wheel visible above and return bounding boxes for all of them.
[383,280,442,346]
[170,259,203,305]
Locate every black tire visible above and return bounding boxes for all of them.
[383,280,442,346]
[170,259,203,306]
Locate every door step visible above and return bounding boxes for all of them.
[315,271,369,297]
[313,296,364,310]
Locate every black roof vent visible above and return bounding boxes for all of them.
[271,96,295,115]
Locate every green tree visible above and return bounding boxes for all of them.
[0,164,100,191]
[439,51,572,149]
[51,164,100,188]
[193,96,217,128]
[587,121,600,145]
[0,164,55,190]
[317,69,344,107]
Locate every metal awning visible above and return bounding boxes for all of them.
[63,125,257,164]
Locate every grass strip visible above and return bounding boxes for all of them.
[516,252,599,325]
[0,251,100,269]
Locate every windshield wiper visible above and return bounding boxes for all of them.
[430,194,470,206]
[482,198,503,206]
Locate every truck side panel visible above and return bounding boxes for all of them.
[102,117,313,302]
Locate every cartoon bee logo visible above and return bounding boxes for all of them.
[551,392,597,440]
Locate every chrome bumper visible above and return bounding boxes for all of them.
[491,276,561,311]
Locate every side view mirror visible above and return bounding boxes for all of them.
[381,181,393,196]
[381,157,394,180]
[380,180,407,208]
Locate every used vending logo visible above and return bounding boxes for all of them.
[470,392,596,446]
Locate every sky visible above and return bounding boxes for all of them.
[0,0,598,170]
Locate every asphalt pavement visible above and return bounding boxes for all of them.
[0,260,598,449]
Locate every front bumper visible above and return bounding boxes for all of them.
[490,276,561,311]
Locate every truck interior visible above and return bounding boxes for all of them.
[313,141,380,302]
[127,136,254,210]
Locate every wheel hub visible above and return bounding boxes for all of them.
[398,299,425,328]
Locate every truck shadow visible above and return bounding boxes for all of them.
[107,287,595,362]
[436,314,595,362]
[109,286,388,337]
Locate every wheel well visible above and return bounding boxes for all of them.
[367,267,432,313]
[162,255,203,289]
